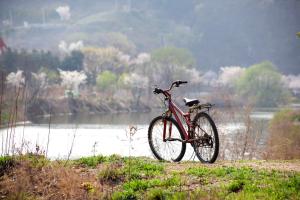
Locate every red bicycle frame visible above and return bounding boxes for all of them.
[162,90,193,143]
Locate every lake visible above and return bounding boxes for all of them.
[0,110,274,160]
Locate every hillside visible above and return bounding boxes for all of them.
[1,155,299,199]
[0,0,300,73]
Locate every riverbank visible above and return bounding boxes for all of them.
[26,98,152,120]
[0,155,299,199]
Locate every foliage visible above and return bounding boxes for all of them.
[0,156,15,176]
[0,48,59,73]
[22,153,50,168]
[82,47,124,75]
[266,109,300,159]
[96,70,117,91]
[151,46,198,85]
[0,111,9,124]
[60,50,84,71]
[117,73,130,89]
[2,1,300,74]
[74,155,106,167]
[151,46,195,68]
[100,32,136,53]
[38,67,60,84]
[235,61,290,107]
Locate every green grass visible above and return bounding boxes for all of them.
[112,175,181,200]
[74,155,107,167]
[124,157,165,179]
[98,164,125,184]
[187,166,300,199]
[1,155,299,200]
[0,156,15,176]
[74,154,125,167]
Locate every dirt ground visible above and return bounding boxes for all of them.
[166,159,300,172]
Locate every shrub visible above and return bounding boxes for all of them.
[265,109,300,159]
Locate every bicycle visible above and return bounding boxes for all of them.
[148,80,219,163]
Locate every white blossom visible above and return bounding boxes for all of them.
[6,70,25,87]
[56,6,71,21]
[31,72,47,88]
[69,41,84,52]
[58,40,84,54]
[218,66,245,86]
[282,74,300,89]
[185,68,201,84]
[132,53,151,65]
[201,71,218,86]
[59,70,87,92]
[118,52,131,65]
[124,73,149,88]
[58,41,68,53]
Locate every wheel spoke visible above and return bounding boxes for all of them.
[148,117,186,162]
[192,113,219,163]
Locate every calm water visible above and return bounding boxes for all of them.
[0,110,274,160]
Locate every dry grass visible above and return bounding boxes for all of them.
[265,109,300,160]
[0,156,103,200]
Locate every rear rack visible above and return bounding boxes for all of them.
[189,103,214,113]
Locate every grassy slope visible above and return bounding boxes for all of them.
[0,155,300,200]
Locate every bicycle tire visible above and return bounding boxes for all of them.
[191,112,219,163]
[148,116,186,162]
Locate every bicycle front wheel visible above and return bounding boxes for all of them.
[148,116,186,162]
[191,112,219,163]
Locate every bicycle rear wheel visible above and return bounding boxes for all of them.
[148,116,186,162]
[191,112,219,163]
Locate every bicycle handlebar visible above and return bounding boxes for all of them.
[153,80,188,95]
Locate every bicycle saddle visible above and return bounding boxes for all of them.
[183,98,200,107]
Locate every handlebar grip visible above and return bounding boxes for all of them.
[153,88,163,94]
[174,80,188,87]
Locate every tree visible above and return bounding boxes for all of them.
[1,48,17,72]
[235,61,290,107]
[59,70,87,97]
[124,73,149,106]
[96,70,117,93]
[60,51,84,71]
[152,46,196,67]
[151,46,197,85]
[82,47,126,83]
